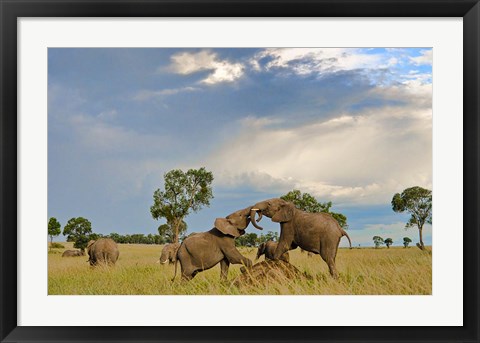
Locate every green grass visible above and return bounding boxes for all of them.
[48,242,432,295]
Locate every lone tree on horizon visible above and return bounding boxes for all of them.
[150,167,213,243]
[62,217,93,252]
[391,186,432,250]
[403,237,412,248]
[281,189,348,229]
[384,238,393,249]
[48,217,61,251]
[373,236,384,248]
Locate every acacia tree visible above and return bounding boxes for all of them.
[403,237,412,248]
[373,236,384,249]
[384,238,393,249]
[62,217,93,252]
[281,189,348,229]
[48,217,61,251]
[150,167,213,243]
[392,186,432,250]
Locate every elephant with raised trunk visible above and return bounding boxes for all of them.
[256,241,289,262]
[159,243,180,264]
[173,207,254,281]
[250,198,352,278]
[87,238,119,266]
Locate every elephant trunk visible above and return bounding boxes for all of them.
[159,252,169,264]
[250,208,264,230]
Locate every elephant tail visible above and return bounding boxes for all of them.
[342,230,352,249]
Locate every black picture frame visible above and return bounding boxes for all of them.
[1,1,478,342]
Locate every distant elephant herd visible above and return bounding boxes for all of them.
[62,197,352,281]
[62,238,120,265]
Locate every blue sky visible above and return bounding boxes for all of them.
[48,48,432,247]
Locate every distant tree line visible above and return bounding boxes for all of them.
[50,169,353,251]
[48,216,170,251]
[88,232,167,245]
[235,231,279,247]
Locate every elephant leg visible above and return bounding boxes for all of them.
[181,268,197,281]
[180,262,196,281]
[274,229,293,260]
[326,258,339,279]
[223,246,252,267]
[220,258,230,280]
[320,241,339,279]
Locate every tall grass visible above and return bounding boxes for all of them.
[48,242,431,295]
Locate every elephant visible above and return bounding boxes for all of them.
[173,207,254,281]
[256,241,289,262]
[158,243,180,264]
[250,198,352,278]
[62,249,85,257]
[87,238,119,266]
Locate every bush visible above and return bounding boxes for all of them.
[50,242,65,249]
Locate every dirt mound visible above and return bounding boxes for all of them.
[232,260,310,287]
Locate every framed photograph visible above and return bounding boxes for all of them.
[1,0,478,342]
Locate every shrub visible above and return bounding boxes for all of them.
[50,242,65,249]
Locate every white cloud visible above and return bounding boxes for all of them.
[133,86,200,101]
[251,48,384,75]
[203,84,432,206]
[387,57,398,66]
[402,72,432,85]
[409,49,433,66]
[169,50,244,84]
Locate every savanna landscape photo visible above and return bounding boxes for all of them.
[48,47,432,295]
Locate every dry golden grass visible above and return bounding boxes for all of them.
[48,242,431,295]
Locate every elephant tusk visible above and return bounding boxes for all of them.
[160,260,168,264]
[251,208,259,211]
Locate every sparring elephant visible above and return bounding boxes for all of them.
[173,207,254,281]
[159,243,180,264]
[62,249,85,257]
[256,241,289,262]
[250,198,352,278]
[87,238,119,266]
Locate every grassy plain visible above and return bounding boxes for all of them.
[48,242,432,295]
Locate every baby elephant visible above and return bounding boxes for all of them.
[158,242,180,264]
[256,241,289,263]
[87,238,119,266]
[174,207,254,281]
[62,249,85,257]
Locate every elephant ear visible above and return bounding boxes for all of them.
[215,218,241,237]
[272,203,295,223]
